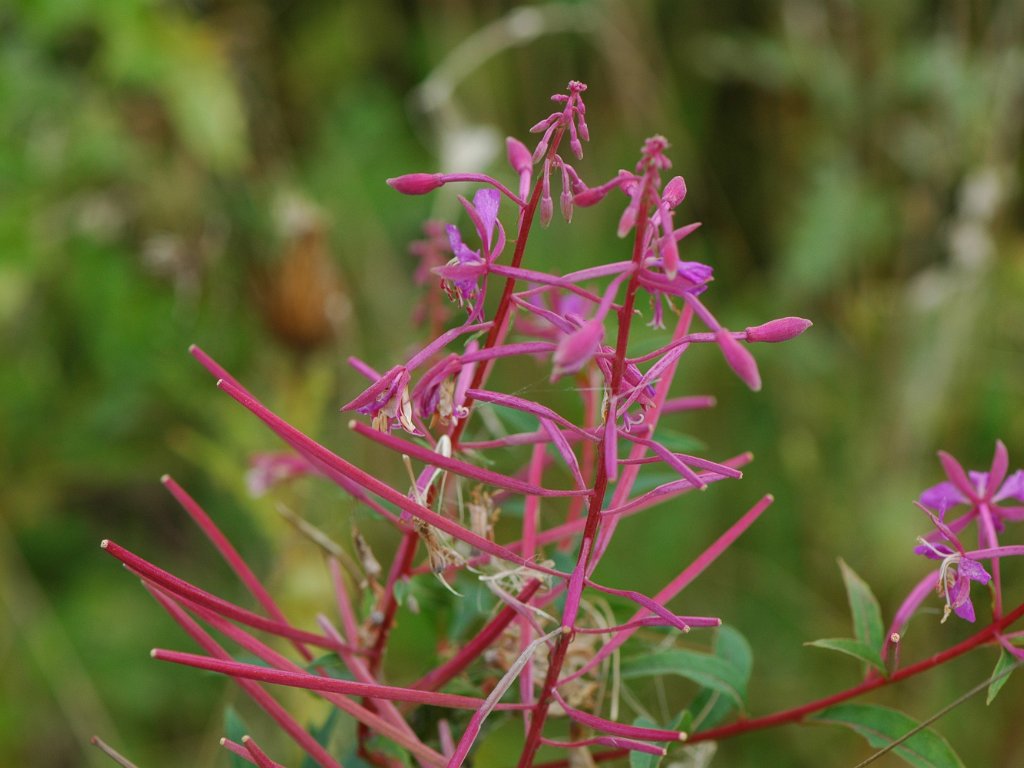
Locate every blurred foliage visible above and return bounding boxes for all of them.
[1,0,1023,766]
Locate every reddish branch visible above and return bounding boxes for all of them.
[534,598,1024,768]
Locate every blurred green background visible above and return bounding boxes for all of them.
[2,0,1023,766]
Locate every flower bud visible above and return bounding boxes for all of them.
[716,328,762,391]
[386,173,445,195]
[659,232,679,279]
[506,137,533,175]
[560,188,573,223]
[540,194,553,228]
[573,186,609,207]
[663,176,687,208]
[744,317,813,343]
[552,319,604,379]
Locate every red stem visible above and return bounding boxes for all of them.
[534,598,1024,768]
[449,127,566,450]
[517,169,657,768]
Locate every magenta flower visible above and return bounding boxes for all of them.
[437,189,505,320]
[919,440,1024,528]
[637,252,711,329]
[915,506,992,623]
[341,365,415,434]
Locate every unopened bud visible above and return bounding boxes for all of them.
[577,114,590,142]
[540,194,553,228]
[552,318,604,380]
[573,186,609,207]
[386,173,445,195]
[663,175,687,208]
[506,137,533,174]
[540,162,553,227]
[560,188,573,223]
[660,233,679,279]
[716,328,762,392]
[744,317,813,343]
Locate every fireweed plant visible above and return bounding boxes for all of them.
[96,82,1024,768]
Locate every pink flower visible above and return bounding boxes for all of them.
[341,366,415,434]
[915,506,992,623]
[436,189,505,320]
[919,441,1024,528]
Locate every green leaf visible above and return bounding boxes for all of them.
[620,649,746,707]
[652,428,706,454]
[304,653,353,680]
[986,648,1018,705]
[688,626,753,728]
[839,559,884,651]
[223,706,250,768]
[715,625,753,681]
[490,404,544,435]
[808,703,965,768]
[806,637,887,675]
[628,711,690,768]
[301,709,341,768]
[368,736,413,768]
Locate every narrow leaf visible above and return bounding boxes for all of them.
[715,625,753,681]
[987,648,1018,705]
[620,650,746,707]
[808,703,965,768]
[689,626,752,728]
[301,709,341,768]
[839,559,884,651]
[628,711,690,768]
[224,706,251,768]
[805,638,887,676]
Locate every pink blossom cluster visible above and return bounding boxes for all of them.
[97,81,1023,768]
